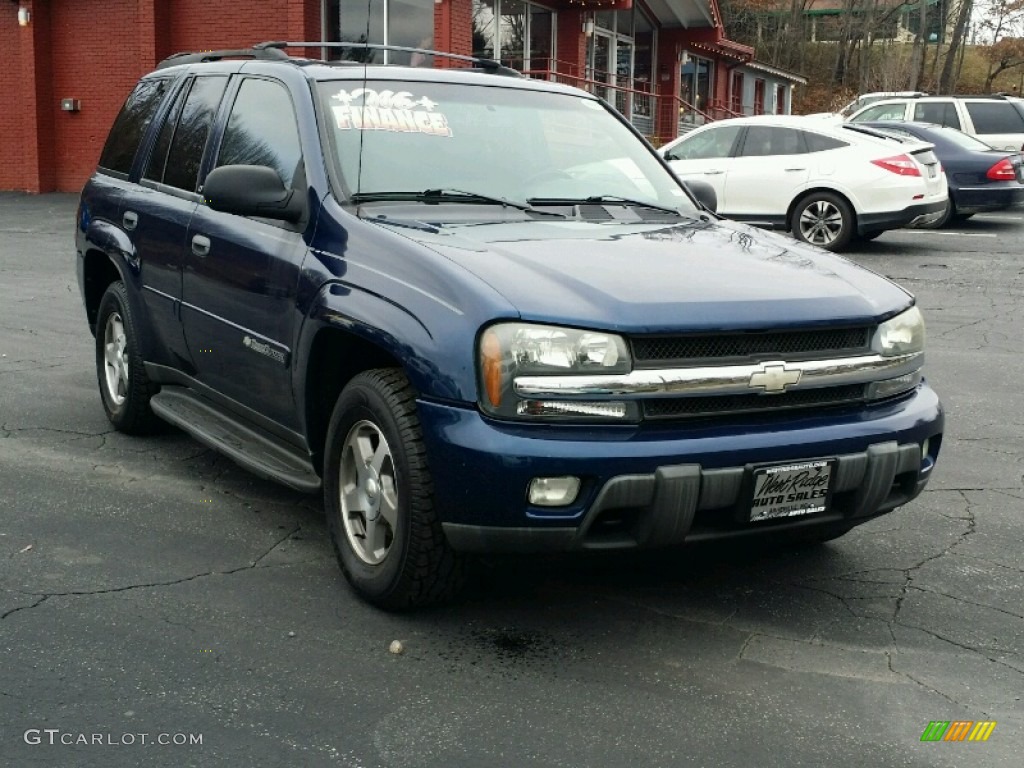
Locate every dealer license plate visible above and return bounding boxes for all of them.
[749,459,836,522]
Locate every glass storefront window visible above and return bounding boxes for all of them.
[473,0,497,59]
[326,0,433,65]
[473,0,555,74]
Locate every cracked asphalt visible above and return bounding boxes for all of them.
[1,192,1022,767]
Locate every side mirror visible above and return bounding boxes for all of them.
[683,180,717,214]
[203,165,304,223]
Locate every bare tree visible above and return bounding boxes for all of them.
[939,0,974,92]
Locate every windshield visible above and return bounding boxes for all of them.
[317,80,697,213]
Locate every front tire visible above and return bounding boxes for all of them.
[790,192,855,252]
[95,281,160,434]
[324,369,464,610]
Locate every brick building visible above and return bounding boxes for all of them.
[1,0,799,193]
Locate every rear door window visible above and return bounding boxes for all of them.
[143,82,189,183]
[98,79,169,175]
[738,126,806,157]
[965,101,1024,134]
[913,102,961,130]
[162,76,229,192]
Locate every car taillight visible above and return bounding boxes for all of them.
[871,154,921,176]
[986,157,1016,180]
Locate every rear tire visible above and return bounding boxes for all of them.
[324,369,465,610]
[790,192,855,252]
[95,281,160,434]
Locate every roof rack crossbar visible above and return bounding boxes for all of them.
[156,44,289,70]
[263,41,523,77]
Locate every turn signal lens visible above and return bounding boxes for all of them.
[986,157,1016,181]
[481,329,504,407]
[871,154,921,176]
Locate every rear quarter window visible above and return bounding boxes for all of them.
[965,102,1024,134]
[98,79,168,175]
[803,132,848,152]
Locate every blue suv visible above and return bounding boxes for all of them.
[76,43,943,608]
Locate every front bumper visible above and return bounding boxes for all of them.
[419,384,943,553]
[857,200,947,234]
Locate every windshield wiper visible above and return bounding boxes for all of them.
[350,189,566,217]
[528,194,681,215]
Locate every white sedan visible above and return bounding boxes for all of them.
[658,115,948,251]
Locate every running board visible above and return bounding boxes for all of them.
[150,387,321,494]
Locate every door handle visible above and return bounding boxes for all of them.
[784,168,807,172]
[122,211,138,231]
[191,235,211,258]
[703,170,724,175]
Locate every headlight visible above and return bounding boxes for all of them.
[478,322,635,421]
[872,306,925,357]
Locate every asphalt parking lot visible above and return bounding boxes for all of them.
[1,193,1022,767]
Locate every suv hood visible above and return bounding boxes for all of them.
[373,214,911,332]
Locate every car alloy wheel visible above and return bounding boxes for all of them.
[798,200,844,245]
[103,312,129,406]
[791,191,855,252]
[338,420,399,565]
[94,281,160,434]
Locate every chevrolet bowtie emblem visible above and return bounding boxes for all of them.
[749,363,801,394]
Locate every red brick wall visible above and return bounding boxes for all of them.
[0,0,323,192]
[50,0,143,192]
[0,11,25,190]
[168,0,290,53]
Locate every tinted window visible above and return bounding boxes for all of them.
[216,79,303,187]
[667,125,742,160]
[163,76,228,192]
[804,131,848,152]
[965,102,1024,134]
[144,83,188,183]
[913,102,961,129]
[851,103,907,122]
[98,80,168,174]
[739,126,805,157]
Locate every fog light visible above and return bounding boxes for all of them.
[516,400,629,419]
[867,370,922,400]
[528,476,581,507]
[921,438,930,461]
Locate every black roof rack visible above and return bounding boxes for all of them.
[156,41,290,69]
[906,93,1016,100]
[261,41,523,77]
[155,41,524,78]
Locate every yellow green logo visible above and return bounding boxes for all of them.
[920,721,996,742]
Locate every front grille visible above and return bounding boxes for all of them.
[642,384,867,420]
[632,327,871,366]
